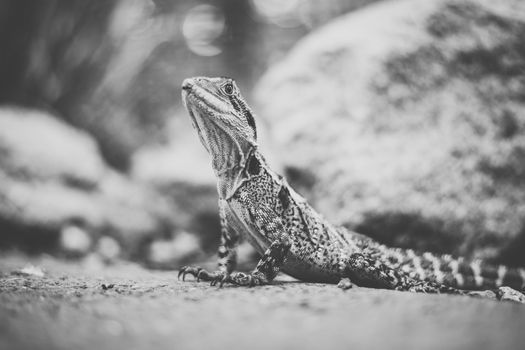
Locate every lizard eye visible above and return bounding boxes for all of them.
[223,82,234,95]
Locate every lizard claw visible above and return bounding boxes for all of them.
[219,274,231,288]
[209,272,230,287]
[196,269,206,282]
[247,274,255,287]
[178,267,267,287]
[178,266,203,281]
[178,266,231,286]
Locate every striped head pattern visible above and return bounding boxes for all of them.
[182,76,258,176]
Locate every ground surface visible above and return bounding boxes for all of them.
[1,254,525,350]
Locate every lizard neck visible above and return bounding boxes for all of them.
[216,146,257,199]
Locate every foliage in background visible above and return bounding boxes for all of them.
[0,0,375,171]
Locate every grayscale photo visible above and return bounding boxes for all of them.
[1,0,525,349]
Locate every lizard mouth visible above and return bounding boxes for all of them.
[182,89,212,153]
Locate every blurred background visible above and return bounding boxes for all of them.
[1,0,525,270]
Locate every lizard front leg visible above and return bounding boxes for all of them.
[179,200,239,283]
[222,238,291,286]
[213,202,292,287]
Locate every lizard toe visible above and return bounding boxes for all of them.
[207,271,229,287]
[178,266,206,282]
[178,268,233,286]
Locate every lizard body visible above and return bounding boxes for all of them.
[179,76,525,302]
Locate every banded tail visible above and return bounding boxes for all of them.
[388,248,525,291]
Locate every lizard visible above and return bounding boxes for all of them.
[179,76,525,303]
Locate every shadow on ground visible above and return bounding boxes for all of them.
[1,254,524,350]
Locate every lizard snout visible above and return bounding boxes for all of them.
[182,79,193,91]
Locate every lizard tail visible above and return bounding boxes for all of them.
[393,249,525,291]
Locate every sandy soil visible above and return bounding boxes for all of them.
[1,254,524,350]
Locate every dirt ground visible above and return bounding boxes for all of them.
[1,253,525,350]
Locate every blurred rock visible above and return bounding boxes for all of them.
[0,0,264,171]
[0,0,389,172]
[0,108,105,186]
[0,107,175,258]
[131,112,216,187]
[148,231,202,268]
[60,225,92,256]
[12,264,45,278]
[96,236,122,263]
[255,0,525,265]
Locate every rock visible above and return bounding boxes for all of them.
[131,111,216,187]
[497,286,525,304]
[148,231,203,268]
[12,264,46,278]
[0,107,106,186]
[60,225,92,255]
[0,107,176,258]
[96,236,122,263]
[255,0,525,265]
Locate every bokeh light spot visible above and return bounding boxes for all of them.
[251,0,302,28]
[182,4,225,57]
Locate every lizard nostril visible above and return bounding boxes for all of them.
[182,79,193,91]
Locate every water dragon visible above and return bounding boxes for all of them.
[179,76,525,303]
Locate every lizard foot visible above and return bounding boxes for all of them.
[178,267,269,287]
[219,271,268,287]
[178,266,229,286]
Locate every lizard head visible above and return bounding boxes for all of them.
[181,76,258,176]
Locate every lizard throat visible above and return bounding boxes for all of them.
[188,103,252,180]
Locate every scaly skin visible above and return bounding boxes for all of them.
[179,76,525,303]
